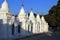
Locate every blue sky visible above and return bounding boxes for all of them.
[0,0,58,15]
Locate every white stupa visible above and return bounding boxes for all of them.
[29,10,35,21]
[41,16,46,23]
[0,0,9,12]
[36,14,41,22]
[0,0,49,39]
[19,4,25,15]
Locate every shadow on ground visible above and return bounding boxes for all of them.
[14,31,60,40]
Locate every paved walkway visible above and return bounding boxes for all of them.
[15,31,60,40]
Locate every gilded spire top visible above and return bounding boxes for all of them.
[22,3,24,7]
[5,0,6,1]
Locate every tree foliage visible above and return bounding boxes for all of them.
[44,0,60,27]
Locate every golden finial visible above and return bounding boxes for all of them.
[22,3,24,7]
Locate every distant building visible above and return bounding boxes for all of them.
[0,0,48,39]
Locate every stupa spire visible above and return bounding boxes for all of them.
[21,0,24,8]
[36,14,40,22]
[4,0,7,3]
[19,3,25,14]
[22,3,24,7]
[29,8,35,19]
[1,0,9,12]
[41,16,46,23]
[5,0,6,1]
[30,8,33,15]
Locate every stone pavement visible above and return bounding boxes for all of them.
[15,31,60,40]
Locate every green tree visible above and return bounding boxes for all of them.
[44,0,60,30]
